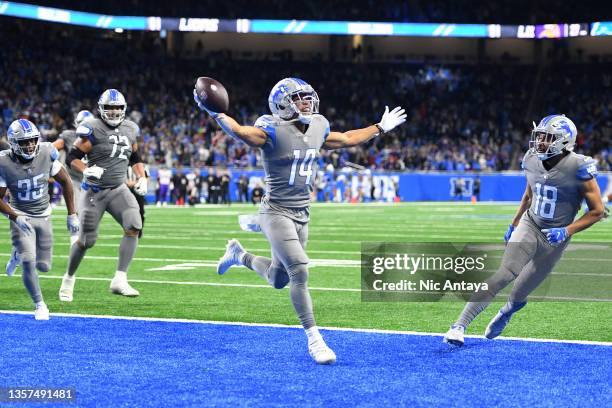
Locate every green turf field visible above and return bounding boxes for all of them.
[1,202,611,342]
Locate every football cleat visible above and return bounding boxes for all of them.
[109,278,140,297]
[34,303,49,320]
[59,274,76,302]
[485,312,514,339]
[5,249,20,277]
[217,239,245,275]
[443,324,465,346]
[308,339,336,365]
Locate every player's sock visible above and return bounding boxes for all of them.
[22,260,43,304]
[455,301,491,328]
[305,326,323,343]
[117,235,138,272]
[288,263,316,329]
[66,243,86,277]
[241,253,272,280]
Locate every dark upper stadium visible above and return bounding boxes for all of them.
[0,16,610,172]
[24,0,612,24]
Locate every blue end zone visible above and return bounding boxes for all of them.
[0,314,610,407]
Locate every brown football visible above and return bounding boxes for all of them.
[195,77,229,113]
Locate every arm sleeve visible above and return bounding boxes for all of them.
[50,160,63,177]
[576,158,598,181]
[254,115,276,150]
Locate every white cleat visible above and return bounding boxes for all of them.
[308,339,337,365]
[34,303,50,320]
[217,239,245,275]
[443,324,465,346]
[6,249,20,277]
[109,278,140,297]
[59,274,76,302]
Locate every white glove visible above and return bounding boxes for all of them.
[238,214,262,232]
[134,177,148,196]
[67,214,80,235]
[83,165,105,179]
[377,106,407,133]
[15,215,33,236]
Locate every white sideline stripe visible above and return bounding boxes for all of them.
[3,275,611,301]
[1,310,610,347]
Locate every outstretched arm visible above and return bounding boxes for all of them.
[323,106,406,150]
[193,89,267,147]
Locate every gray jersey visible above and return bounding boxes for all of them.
[254,114,330,214]
[522,150,598,229]
[58,129,82,182]
[0,143,61,216]
[77,118,139,189]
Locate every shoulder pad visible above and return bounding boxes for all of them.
[254,115,276,146]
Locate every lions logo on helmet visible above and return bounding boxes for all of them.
[98,89,126,127]
[529,114,577,160]
[74,110,93,128]
[7,119,41,160]
[268,78,319,124]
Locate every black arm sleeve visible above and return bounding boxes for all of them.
[129,150,143,166]
[66,147,86,169]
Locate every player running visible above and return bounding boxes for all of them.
[194,77,406,364]
[444,114,606,346]
[59,89,148,301]
[0,119,78,319]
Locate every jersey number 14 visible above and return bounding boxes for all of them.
[534,183,557,219]
[289,149,316,186]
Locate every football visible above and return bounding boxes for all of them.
[195,76,229,113]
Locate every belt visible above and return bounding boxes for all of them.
[81,182,116,193]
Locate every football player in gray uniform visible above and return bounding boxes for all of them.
[444,114,606,346]
[53,110,93,201]
[60,89,148,301]
[0,119,78,319]
[194,77,407,364]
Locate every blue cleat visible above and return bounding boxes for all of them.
[485,302,527,339]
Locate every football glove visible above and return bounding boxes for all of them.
[15,216,33,236]
[83,165,105,180]
[67,214,80,235]
[541,227,569,246]
[193,89,219,118]
[133,177,148,196]
[238,214,262,233]
[377,106,407,133]
[504,224,515,243]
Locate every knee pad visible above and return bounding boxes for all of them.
[80,232,98,249]
[287,263,309,285]
[122,208,143,231]
[268,266,290,289]
[36,262,51,273]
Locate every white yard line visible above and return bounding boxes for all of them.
[0,310,610,347]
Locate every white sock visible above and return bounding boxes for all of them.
[63,273,75,281]
[306,327,323,344]
[114,270,127,281]
[35,301,46,308]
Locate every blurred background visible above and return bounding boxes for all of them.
[0,1,610,204]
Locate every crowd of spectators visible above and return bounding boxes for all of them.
[1,20,609,174]
[32,0,610,24]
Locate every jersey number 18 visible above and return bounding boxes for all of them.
[534,183,557,219]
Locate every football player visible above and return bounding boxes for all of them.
[0,119,78,319]
[194,78,406,364]
[444,114,606,346]
[54,110,93,200]
[59,89,148,301]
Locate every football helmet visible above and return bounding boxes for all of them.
[268,78,319,124]
[7,119,41,160]
[98,89,126,127]
[74,110,93,128]
[529,114,577,160]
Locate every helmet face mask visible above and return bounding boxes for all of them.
[268,78,319,124]
[7,119,40,160]
[98,89,126,127]
[529,114,577,160]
